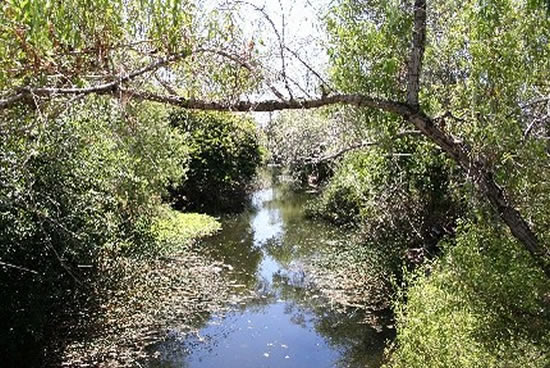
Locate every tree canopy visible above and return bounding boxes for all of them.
[2,0,548,277]
[1,1,550,365]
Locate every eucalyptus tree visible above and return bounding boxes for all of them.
[1,0,550,279]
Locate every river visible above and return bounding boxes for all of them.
[151,181,392,368]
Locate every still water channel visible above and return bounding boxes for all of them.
[152,182,392,368]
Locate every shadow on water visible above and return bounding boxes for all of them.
[150,177,393,368]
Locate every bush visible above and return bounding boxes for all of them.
[306,149,384,226]
[306,139,460,254]
[303,138,462,316]
[0,98,188,363]
[388,222,550,368]
[150,206,221,254]
[169,110,262,213]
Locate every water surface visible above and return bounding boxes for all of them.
[152,183,391,368]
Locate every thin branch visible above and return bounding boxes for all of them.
[309,140,378,164]
[235,0,293,99]
[278,0,293,99]
[284,46,335,93]
[154,73,178,95]
[0,261,38,275]
[1,47,274,109]
[308,130,421,164]
[199,48,287,100]
[520,96,550,110]
[0,51,192,108]
[283,73,313,99]
[524,114,549,139]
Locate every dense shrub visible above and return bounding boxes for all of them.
[303,138,463,319]
[306,138,460,254]
[0,98,188,363]
[388,222,550,368]
[169,110,262,213]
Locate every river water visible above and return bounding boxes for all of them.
[151,182,392,368]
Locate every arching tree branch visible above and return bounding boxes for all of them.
[118,89,550,278]
[1,77,548,276]
[120,89,409,113]
[0,51,192,108]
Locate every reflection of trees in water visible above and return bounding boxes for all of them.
[225,184,390,368]
[261,186,393,367]
[263,207,352,270]
[154,184,391,368]
[272,271,394,368]
[203,210,262,290]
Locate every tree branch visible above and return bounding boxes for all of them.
[520,96,550,110]
[120,89,549,278]
[307,130,422,164]
[0,92,27,108]
[524,114,549,139]
[235,0,293,99]
[0,260,38,275]
[0,51,193,108]
[284,46,335,94]
[120,89,409,113]
[1,74,548,278]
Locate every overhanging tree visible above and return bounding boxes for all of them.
[1,0,549,277]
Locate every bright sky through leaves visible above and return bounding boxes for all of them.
[203,0,333,124]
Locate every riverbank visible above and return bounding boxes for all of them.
[52,210,243,367]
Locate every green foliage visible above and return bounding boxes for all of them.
[326,0,411,98]
[323,2,550,365]
[421,0,550,248]
[305,142,460,310]
[307,139,459,246]
[0,97,188,265]
[170,110,262,213]
[0,97,188,362]
[151,207,221,254]
[388,222,550,368]
[0,0,261,105]
[307,149,383,226]
[0,0,195,89]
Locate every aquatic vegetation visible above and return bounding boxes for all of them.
[59,223,237,367]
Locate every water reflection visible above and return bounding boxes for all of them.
[152,179,391,368]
